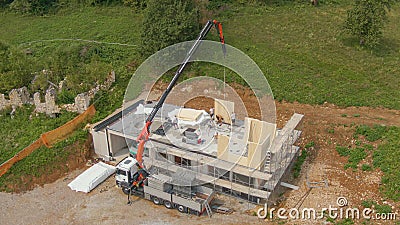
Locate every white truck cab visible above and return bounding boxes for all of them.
[115,157,138,189]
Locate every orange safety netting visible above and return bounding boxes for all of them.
[0,105,96,177]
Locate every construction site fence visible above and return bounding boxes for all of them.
[0,105,96,177]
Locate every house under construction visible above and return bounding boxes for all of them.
[91,99,303,204]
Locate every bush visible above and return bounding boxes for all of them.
[344,163,357,170]
[343,0,392,47]
[364,143,374,151]
[140,0,200,57]
[337,146,367,171]
[361,164,372,171]
[123,0,146,9]
[361,200,392,214]
[293,149,307,178]
[57,90,77,104]
[0,0,13,8]
[355,124,387,142]
[375,204,392,214]
[207,0,231,10]
[305,141,315,149]
[336,145,350,156]
[10,0,58,15]
[43,44,112,94]
[361,199,376,208]
[0,41,36,93]
[348,147,367,165]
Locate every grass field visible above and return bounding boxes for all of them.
[0,6,142,48]
[0,107,77,165]
[0,3,399,110]
[218,4,400,109]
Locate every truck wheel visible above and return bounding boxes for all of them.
[122,187,130,195]
[152,197,161,205]
[177,205,187,213]
[164,200,173,209]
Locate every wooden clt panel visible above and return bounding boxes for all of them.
[214,99,234,124]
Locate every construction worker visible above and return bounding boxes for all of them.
[216,114,223,126]
[172,115,178,129]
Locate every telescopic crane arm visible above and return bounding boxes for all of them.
[135,20,225,168]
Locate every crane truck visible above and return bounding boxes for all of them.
[115,20,225,216]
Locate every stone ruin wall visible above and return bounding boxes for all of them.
[0,71,115,116]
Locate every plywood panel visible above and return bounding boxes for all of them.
[177,108,203,121]
[246,118,263,143]
[214,99,234,124]
[217,135,229,158]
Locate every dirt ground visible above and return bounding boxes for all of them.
[0,168,267,225]
[1,84,399,224]
[273,101,400,225]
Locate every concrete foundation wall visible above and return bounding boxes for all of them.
[92,131,109,157]
[108,133,127,156]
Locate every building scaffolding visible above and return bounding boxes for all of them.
[142,113,303,204]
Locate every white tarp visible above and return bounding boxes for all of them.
[134,104,153,115]
[68,162,116,193]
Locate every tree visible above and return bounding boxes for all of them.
[9,0,58,15]
[0,0,13,8]
[140,0,199,57]
[343,0,394,47]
